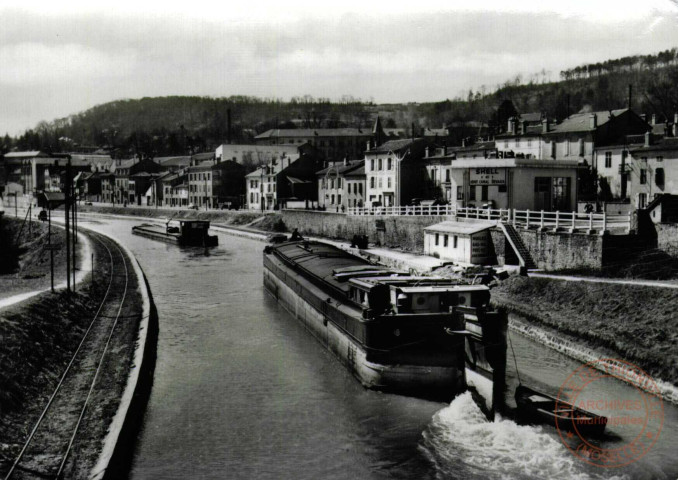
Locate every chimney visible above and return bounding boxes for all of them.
[366,141,371,152]
[520,120,526,135]
[425,146,429,158]
[674,113,678,125]
[640,114,647,122]
[673,120,678,138]
[507,117,514,134]
[461,138,466,147]
[645,131,651,147]
[343,157,347,166]
[651,114,657,125]
[542,118,549,133]
[589,114,597,129]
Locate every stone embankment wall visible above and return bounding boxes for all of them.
[281,210,454,251]
[281,210,612,270]
[656,223,678,257]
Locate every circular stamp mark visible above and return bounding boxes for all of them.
[555,358,664,468]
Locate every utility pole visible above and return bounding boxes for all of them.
[65,159,71,293]
[49,205,54,292]
[71,167,76,291]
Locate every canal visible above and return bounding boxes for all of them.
[78,215,678,480]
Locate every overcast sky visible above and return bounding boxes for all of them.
[1,0,678,136]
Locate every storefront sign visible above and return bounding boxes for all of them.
[470,168,506,185]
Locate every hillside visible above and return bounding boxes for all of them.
[3,48,677,158]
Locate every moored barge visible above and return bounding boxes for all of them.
[263,240,507,401]
[132,219,218,247]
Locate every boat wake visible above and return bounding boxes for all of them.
[420,392,628,480]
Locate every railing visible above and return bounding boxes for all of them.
[346,205,632,233]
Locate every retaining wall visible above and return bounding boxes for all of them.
[282,210,455,251]
[656,223,678,257]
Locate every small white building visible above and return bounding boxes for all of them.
[424,222,493,265]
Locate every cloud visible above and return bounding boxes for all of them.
[0,43,137,85]
[0,4,677,135]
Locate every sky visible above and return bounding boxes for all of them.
[1,0,678,136]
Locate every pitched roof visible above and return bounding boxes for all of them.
[255,128,372,139]
[549,109,628,133]
[4,151,48,158]
[630,137,678,153]
[344,165,365,176]
[424,221,494,235]
[315,160,364,176]
[519,112,542,123]
[368,138,421,154]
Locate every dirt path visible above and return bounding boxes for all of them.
[530,272,678,289]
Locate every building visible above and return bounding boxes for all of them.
[215,143,314,169]
[316,160,365,211]
[495,116,544,159]
[423,222,492,264]
[245,153,323,210]
[628,135,678,209]
[541,109,650,165]
[112,158,164,204]
[364,138,430,207]
[187,159,246,209]
[254,128,373,161]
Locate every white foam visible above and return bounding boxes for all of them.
[421,392,629,480]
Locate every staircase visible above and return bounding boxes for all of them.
[499,223,537,270]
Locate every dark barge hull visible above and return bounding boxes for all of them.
[263,242,466,398]
[131,224,218,247]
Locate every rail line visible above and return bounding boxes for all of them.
[3,232,131,480]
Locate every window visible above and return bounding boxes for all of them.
[453,235,458,248]
[387,177,391,189]
[338,194,342,204]
[578,139,584,156]
[443,235,448,247]
[435,233,439,246]
[378,158,383,170]
[516,138,521,147]
[640,169,647,185]
[378,178,382,188]
[656,168,665,188]
[359,183,363,195]
[469,186,476,201]
[504,140,509,148]
[338,178,342,189]
[331,194,335,204]
[605,152,612,168]
[387,158,392,170]
[481,185,488,201]
[657,156,664,163]
[370,159,374,171]
[527,138,532,147]
[498,185,507,193]
[638,193,647,209]
[457,186,463,200]
[330,179,334,189]
[445,169,450,182]
[370,177,375,188]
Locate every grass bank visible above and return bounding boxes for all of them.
[0,217,71,301]
[492,276,678,386]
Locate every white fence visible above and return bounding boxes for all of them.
[345,205,632,233]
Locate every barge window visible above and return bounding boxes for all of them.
[454,235,458,248]
[443,234,448,247]
[435,233,439,246]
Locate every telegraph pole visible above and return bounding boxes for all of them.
[49,206,54,292]
[65,158,71,293]
[71,167,76,291]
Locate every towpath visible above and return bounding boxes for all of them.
[529,272,678,289]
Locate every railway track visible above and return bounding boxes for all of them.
[2,232,131,480]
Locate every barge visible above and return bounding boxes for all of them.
[132,219,218,247]
[263,240,507,402]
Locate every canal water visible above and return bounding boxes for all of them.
[78,216,678,480]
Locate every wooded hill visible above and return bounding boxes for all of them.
[3,48,678,158]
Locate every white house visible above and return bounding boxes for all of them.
[424,222,493,265]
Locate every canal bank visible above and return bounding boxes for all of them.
[0,226,155,480]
